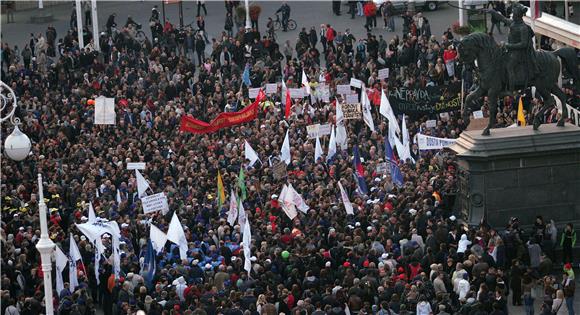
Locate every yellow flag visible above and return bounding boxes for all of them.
[517,97,526,126]
[217,171,226,208]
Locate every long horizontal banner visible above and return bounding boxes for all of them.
[180,91,264,134]
[417,133,457,150]
[388,82,461,114]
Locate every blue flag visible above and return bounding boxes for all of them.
[352,145,368,194]
[242,64,252,87]
[385,135,404,187]
[142,239,156,288]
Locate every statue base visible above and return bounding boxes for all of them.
[450,124,580,228]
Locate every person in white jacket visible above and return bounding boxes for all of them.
[457,272,471,301]
[457,234,472,259]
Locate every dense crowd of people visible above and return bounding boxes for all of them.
[1,1,579,315]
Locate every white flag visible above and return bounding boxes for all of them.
[338,182,354,215]
[112,234,121,279]
[335,99,344,125]
[55,246,68,296]
[116,189,122,204]
[167,213,188,260]
[388,120,398,149]
[135,170,150,197]
[93,238,103,285]
[243,220,252,274]
[95,188,100,198]
[150,225,168,254]
[227,190,238,226]
[380,90,400,135]
[69,234,82,290]
[336,124,348,150]
[238,201,247,230]
[278,185,298,220]
[281,129,291,165]
[327,126,337,163]
[244,140,261,167]
[287,184,309,214]
[361,87,375,132]
[314,136,323,163]
[400,115,415,163]
[88,202,96,223]
[302,70,311,95]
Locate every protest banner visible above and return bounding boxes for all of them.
[387,82,461,114]
[265,84,278,94]
[289,88,305,99]
[272,161,287,180]
[141,192,169,214]
[350,78,363,88]
[378,68,389,80]
[342,103,362,120]
[127,162,146,170]
[94,97,116,125]
[376,162,388,174]
[417,134,457,151]
[336,84,351,95]
[306,124,320,139]
[248,88,261,99]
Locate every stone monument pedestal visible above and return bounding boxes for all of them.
[450,124,580,228]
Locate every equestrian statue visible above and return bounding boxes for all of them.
[458,3,579,135]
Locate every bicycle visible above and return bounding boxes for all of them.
[271,13,296,31]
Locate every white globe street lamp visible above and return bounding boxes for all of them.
[1,80,31,161]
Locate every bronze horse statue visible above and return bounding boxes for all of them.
[457,32,579,135]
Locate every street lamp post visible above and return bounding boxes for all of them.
[36,174,56,315]
[1,80,31,161]
[244,0,251,30]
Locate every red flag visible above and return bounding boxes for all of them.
[284,89,292,119]
[256,89,266,103]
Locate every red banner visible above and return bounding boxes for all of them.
[180,91,265,134]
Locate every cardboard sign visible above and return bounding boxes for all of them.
[306,124,320,139]
[318,84,330,103]
[318,124,332,137]
[272,161,287,180]
[265,83,278,94]
[342,103,362,120]
[248,88,261,99]
[346,94,359,104]
[127,162,146,170]
[336,84,351,95]
[350,78,363,88]
[426,120,437,128]
[376,162,388,174]
[378,68,390,80]
[141,192,169,214]
[94,97,116,125]
[472,110,484,119]
[289,88,305,99]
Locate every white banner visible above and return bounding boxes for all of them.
[141,192,169,214]
[248,88,261,99]
[378,68,389,80]
[346,94,359,104]
[126,162,146,170]
[265,83,278,94]
[336,84,351,95]
[417,134,457,151]
[289,88,305,99]
[306,124,332,139]
[350,78,363,88]
[473,110,484,119]
[95,97,115,125]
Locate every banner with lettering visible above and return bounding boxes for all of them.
[180,97,261,134]
[417,133,457,150]
[387,82,461,114]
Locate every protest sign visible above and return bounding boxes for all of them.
[289,88,305,99]
[265,84,278,94]
[306,124,320,139]
[318,124,332,137]
[272,161,287,180]
[94,97,116,125]
[318,84,330,103]
[336,84,351,95]
[127,162,146,170]
[350,78,363,88]
[141,192,169,214]
[248,88,261,99]
[426,120,437,128]
[417,134,457,151]
[346,94,359,104]
[378,68,389,80]
[439,112,450,122]
[342,103,362,120]
[376,162,388,174]
[473,110,484,119]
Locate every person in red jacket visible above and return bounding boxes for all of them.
[325,24,336,52]
[363,2,377,32]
